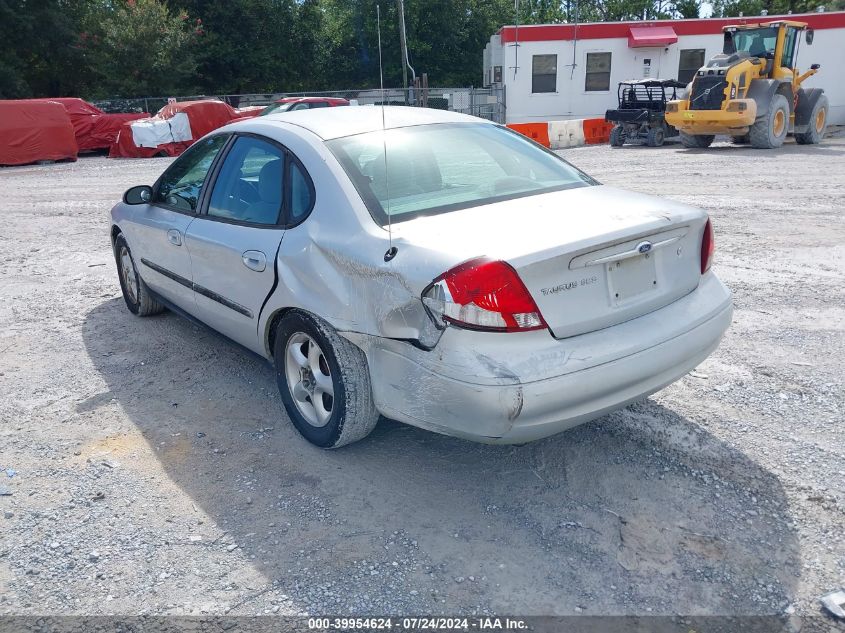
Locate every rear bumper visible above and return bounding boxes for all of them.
[344,273,732,444]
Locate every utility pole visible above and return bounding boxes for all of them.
[397,0,409,101]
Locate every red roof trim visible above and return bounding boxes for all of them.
[628,26,678,47]
[498,11,845,43]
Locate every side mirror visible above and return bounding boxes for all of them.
[805,29,814,45]
[810,63,820,70]
[123,185,153,205]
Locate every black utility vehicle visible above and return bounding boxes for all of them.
[605,79,685,147]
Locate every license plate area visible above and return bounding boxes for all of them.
[607,254,657,303]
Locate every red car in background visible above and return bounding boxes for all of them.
[260,96,349,116]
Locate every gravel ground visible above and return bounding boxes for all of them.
[0,135,843,627]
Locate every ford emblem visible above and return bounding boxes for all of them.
[637,241,653,254]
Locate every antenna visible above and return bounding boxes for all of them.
[377,4,397,262]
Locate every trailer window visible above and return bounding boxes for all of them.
[678,49,705,84]
[585,52,612,91]
[532,55,557,93]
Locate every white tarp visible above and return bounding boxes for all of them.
[130,112,193,148]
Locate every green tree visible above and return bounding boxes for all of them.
[0,0,93,98]
[172,0,303,95]
[84,0,200,98]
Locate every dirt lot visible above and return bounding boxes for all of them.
[0,136,843,626]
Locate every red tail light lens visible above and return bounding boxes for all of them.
[422,258,547,332]
[701,218,715,274]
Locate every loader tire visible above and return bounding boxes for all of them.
[750,94,789,149]
[680,133,714,148]
[795,94,828,145]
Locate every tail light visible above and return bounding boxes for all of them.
[422,258,547,333]
[701,218,715,274]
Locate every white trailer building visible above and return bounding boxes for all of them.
[482,11,845,125]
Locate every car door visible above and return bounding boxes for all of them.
[184,133,315,352]
[129,134,229,309]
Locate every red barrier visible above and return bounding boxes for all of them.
[506,122,551,148]
[583,118,615,145]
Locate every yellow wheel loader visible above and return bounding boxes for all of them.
[665,20,828,149]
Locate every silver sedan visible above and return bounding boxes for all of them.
[110,107,732,448]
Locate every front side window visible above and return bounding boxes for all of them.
[208,136,285,225]
[678,49,705,84]
[154,135,228,212]
[327,123,595,226]
[585,52,612,91]
[532,55,557,93]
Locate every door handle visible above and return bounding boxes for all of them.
[242,250,267,272]
[167,229,182,246]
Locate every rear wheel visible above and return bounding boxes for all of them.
[113,234,164,316]
[680,133,714,148]
[609,125,625,147]
[750,93,789,149]
[274,311,379,448]
[795,94,829,145]
[646,127,665,147]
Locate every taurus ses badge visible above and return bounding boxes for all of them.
[637,241,653,254]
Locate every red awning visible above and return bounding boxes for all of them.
[628,26,678,47]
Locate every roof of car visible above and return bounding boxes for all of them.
[256,105,489,140]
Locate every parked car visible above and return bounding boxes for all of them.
[260,96,350,116]
[110,107,732,448]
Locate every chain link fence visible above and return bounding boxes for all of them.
[91,86,505,124]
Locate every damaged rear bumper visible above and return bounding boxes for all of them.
[343,273,732,444]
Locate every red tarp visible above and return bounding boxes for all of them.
[31,98,148,152]
[109,100,239,159]
[628,26,678,47]
[0,100,78,166]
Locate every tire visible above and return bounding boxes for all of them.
[113,233,164,316]
[646,127,665,147]
[731,134,750,144]
[795,94,829,145]
[274,311,379,448]
[750,93,790,149]
[609,125,624,147]
[680,132,714,148]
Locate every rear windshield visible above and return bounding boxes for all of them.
[326,122,595,225]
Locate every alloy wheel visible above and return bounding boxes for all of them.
[285,332,334,427]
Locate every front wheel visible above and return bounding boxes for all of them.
[274,311,379,448]
[750,93,789,149]
[609,125,625,147]
[113,234,164,316]
[646,127,665,147]
[795,94,828,145]
[680,132,714,148]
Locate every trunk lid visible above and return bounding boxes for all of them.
[393,185,707,339]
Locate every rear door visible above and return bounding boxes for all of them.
[129,134,229,309]
[184,134,315,352]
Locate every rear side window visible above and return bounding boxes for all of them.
[154,135,228,212]
[290,161,313,222]
[208,136,285,225]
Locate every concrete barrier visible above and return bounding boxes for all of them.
[509,118,605,150]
